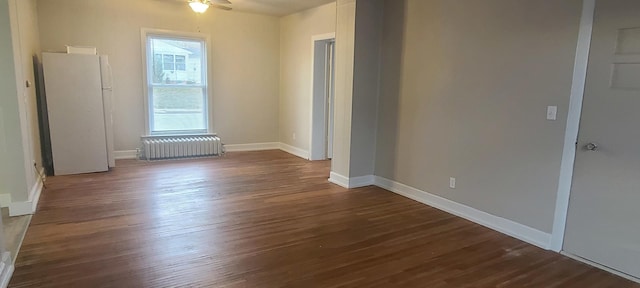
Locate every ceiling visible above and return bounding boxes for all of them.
[224,0,335,16]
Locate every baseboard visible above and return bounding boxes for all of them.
[329,172,350,188]
[115,150,138,160]
[224,142,280,152]
[350,175,376,188]
[328,173,375,189]
[9,168,45,217]
[374,176,552,250]
[0,194,11,208]
[0,252,13,288]
[561,252,640,284]
[279,143,310,160]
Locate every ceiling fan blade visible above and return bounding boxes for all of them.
[210,0,232,4]
[211,4,232,11]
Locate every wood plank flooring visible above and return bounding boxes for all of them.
[9,150,638,287]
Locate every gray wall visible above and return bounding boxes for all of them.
[349,0,382,177]
[375,0,583,233]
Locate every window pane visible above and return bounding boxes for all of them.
[163,54,174,70]
[148,35,207,134]
[152,87,206,132]
[150,38,204,85]
[175,55,186,71]
[152,53,164,84]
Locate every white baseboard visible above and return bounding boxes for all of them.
[279,143,310,160]
[374,176,552,250]
[9,168,45,217]
[0,194,11,208]
[328,172,375,189]
[0,252,13,288]
[224,142,280,152]
[329,172,350,188]
[115,150,138,160]
[350,175,376,188]
[562,252,640,284]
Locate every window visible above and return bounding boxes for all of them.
[144,32,208,134]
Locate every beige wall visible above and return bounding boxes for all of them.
[331,0,383,179]
[13,0,41,191]
[0,0,29,201]
[279,2,336,151]
[36,0,281,150]
[375,0,583,233]
[0,0,41,203]
[330,0,355,177]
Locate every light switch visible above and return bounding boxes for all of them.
[547,106,558,121]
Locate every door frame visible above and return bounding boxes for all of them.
[549,0,595,252]
[309,33,336,161]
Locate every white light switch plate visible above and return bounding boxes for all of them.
[547,106,558,121]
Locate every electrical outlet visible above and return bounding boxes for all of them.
[292,133,296,141]
[547,106,558,121]
[449,177,456,189]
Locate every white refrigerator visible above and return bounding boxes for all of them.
[42,52,115,175]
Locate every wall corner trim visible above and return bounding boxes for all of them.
[9,168,45,217]
[374,176,552,250]
[279,143,310,160]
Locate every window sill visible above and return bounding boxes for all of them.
[141,133,217,139]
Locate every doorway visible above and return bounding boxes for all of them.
[562,0,640,282]
[310,34,336,161]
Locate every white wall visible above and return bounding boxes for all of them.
[375,0,583,233]
[36,0,281,150]
[279,2,336,151]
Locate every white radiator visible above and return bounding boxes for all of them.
[142,135,224,160]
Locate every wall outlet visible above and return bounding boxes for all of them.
[449,177,456,189]
[546,106,558,121]
[292,133,296,141]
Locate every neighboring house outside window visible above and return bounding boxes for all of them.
[144,30,209,135]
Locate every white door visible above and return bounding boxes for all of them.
[43,53,108,175]
[563,0,640,279]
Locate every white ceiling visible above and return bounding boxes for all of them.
[209,0,335,17]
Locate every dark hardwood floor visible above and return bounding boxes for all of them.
[9,150,638,287]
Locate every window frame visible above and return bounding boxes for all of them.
[141,28,212,136]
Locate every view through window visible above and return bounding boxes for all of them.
[146,35,208,134]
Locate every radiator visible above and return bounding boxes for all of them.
[142,135,224,160]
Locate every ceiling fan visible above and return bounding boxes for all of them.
[186,0,232,13]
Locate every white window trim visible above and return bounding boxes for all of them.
[140,28,213,136]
